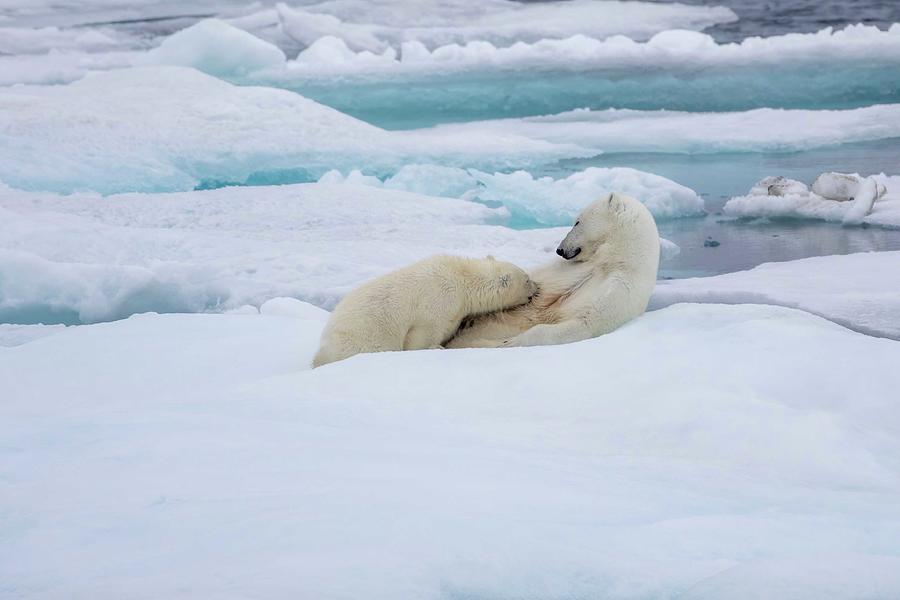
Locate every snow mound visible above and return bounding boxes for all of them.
[725,174,900,228]
[141,19,287,78]
[3,303,900,598]
[434,104,900,155]
[650,251,900,339]
[320,165,705,224]
[0,66,592,194]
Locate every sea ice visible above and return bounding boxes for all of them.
[0,181,681,324]
[140,22,900,120]
[724,174,900,228]
[319,165,705,225]
[279,23,900,76]
[3,303,900,598]
[0,182,553,323]
[235,0,737,50]
[651,250,900,339]
[432,104,900,155]
[0,66,593,194]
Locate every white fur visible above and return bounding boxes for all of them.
[312,255,537,367]
[447,193,660,349]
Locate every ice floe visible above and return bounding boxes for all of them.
[319,165,705,225]
[433,105,900,155]
[0,182,552,323]
[3,303,900,597]
[724,174,900,228]
[651,250,900,339]
[235,0,737,51]
[0,66,592,194]
[0,180,684,324]
[138,22,900,120]
[278,23,900,75]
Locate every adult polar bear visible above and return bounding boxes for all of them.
[447,192,659,349]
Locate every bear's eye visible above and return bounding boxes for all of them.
[574,220,580,226]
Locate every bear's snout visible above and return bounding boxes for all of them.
[557,246,582,260]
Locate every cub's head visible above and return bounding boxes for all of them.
[485,256,539,307]
[556,192,643,262]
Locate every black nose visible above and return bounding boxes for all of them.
[556,247,565,257]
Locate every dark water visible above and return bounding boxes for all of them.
[657,216,900,278]
[660,0,900,42]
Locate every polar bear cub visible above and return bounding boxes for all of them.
[447,192,659,349]
[312,255,538,367]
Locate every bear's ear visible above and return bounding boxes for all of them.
[486,255,496,261]
[609,193,626,214]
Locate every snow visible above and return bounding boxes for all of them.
[0,323,66,347]
[651,251,900,339]
[434,104,900,155]
[0,66,592,194]
[724,174,900,229]
[3,303,900,598]
[319,165,706,225]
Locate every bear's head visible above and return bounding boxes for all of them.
[555,192,648,262]
[484,256,539,307]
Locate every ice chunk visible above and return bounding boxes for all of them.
[140,19,287,78]
[469,167,704,224]
[275,3,388,53]
[724,174,900,228]
[660,238,681,260]
[812,171,887,201]
[765,177,808,196]
[650,250,900,339]
[319,165,705,224]
[3,303,900,597]
[842,177,880,226]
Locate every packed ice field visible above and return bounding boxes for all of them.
[3,0,900,598]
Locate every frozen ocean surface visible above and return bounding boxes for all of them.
[4,303,900,598]
[2,0,900,597]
